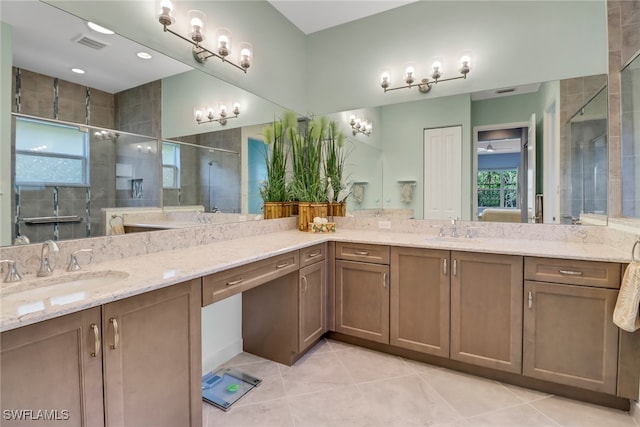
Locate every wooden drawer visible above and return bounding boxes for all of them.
[524,257,621,289]
[202,251,299,305]
[300,243,326,268]
[335,242,390,265]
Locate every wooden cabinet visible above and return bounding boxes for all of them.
[102,279,202,427]
[450,251,523,373]
[1,280,202,427]
[335,254,390,343]
[299,245,327,352]
[523,257,620,394]
[390,247,450,357]
[243,245,326,364]
[1,308,105,427]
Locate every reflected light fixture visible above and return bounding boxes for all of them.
[349,115,372,136]
[485,143,495,152]
[381,54,471,94]
[194,102,240,125]
[157,0,252,73]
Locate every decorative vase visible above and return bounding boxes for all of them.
[291,201,299,216]
[297,202,311,231]
[310,202,329,220]
[283,201,292,217]
[329,201,347,216]
[263,202,284,219]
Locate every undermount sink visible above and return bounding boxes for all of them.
[2,270,130,307]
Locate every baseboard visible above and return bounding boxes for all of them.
[202,338,243,374]
[631,400,640,426]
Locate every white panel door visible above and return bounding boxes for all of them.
[424,126,462,220]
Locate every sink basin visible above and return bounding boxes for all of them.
[2,270,129,312]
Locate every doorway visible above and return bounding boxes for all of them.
[473,116,535,223]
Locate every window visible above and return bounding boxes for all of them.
[477,169,518,209]
[15,117,89,185]
[162,142,180,188]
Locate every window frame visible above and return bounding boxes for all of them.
[477,168,519,209]
[162,142,181,189]
[14,117,90,187]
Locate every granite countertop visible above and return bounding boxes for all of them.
[0,229,628,332]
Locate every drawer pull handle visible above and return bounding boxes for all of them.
[453,259,458,276]
[90,323,100,357]
[226,278,243,286]
[383,272,387,288]
[355,250,369,256]
[528,291,533,309]
[308,252,321,258]
[109,318,119,350]
[275,263,289,269]
[301,276,308,293]
[443,258,448,276]
[558,269,583,276]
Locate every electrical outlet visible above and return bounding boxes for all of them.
[378,220,391,229]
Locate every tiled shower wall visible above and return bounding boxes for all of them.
[607,0,640,217]
[11,68,116,243]
[165,128,242,213]
[558,74,608,223]
[10,68,161,242]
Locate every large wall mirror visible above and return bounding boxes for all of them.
[1,0,621,249]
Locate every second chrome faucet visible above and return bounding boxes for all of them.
[37,240,59,277]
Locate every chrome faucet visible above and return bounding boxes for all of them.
[450,217,459,238]
[38,240,60,277]
[0,260,22,283]
[67,249,93,272]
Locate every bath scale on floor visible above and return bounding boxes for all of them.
[202,368,262,411]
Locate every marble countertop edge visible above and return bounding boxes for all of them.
[0,229,630,332]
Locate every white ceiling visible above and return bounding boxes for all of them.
[1,1,191,94]
[267,0,419,34]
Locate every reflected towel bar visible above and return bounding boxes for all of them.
[21,216,83,225]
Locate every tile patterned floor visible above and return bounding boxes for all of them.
[203,339,639,427]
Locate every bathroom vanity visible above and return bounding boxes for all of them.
[0,226,638,426]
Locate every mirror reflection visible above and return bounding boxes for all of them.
[621,51,640,218]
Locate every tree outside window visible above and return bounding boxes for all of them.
[477,169,518,208]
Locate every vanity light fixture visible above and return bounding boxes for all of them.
[157,0,252,73]
[381,54,471,94]
[94,130,118,140]
[194,103,240,125]
[349,115,372,136]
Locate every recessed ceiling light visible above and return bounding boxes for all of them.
[87,21,114,35]
[136,52,152,60]
[71,68,85,74]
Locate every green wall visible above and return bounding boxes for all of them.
[381,94,472,220]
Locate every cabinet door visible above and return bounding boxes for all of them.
[523,281,619,394]
[299,261,326,352]
[335,260,389,344]
[1,308,104,427]
[450,251,523,373]
[390,247,450,357]
[102,279,201,427]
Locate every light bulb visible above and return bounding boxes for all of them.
[380,71,390,89]
[431,61,442,80]
[188,10,206,43]
[404,66,415,85]
[232,103,240,115]
[239,43,252,70]
[195,109,203,122]
[158,0,174,26]
[459,55,471,75]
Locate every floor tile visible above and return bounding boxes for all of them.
[500,383,553,402]
[232,373,286,407]
[279,350,353,396]
[420,369,524,417]
[356,374,463,426]
[531,396,637,427]
[402,357,444,375]
[335,346,413,383]
[465,403,560,427]
[287,384,375,427]
[219,356,283,379]
[206,398,293,427]
[325,338,360,352]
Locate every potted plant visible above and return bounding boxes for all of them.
[290,116,329,230]
[324,120,348,216]
[260,112,295,219]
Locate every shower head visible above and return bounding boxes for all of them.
[208,160,215,166]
